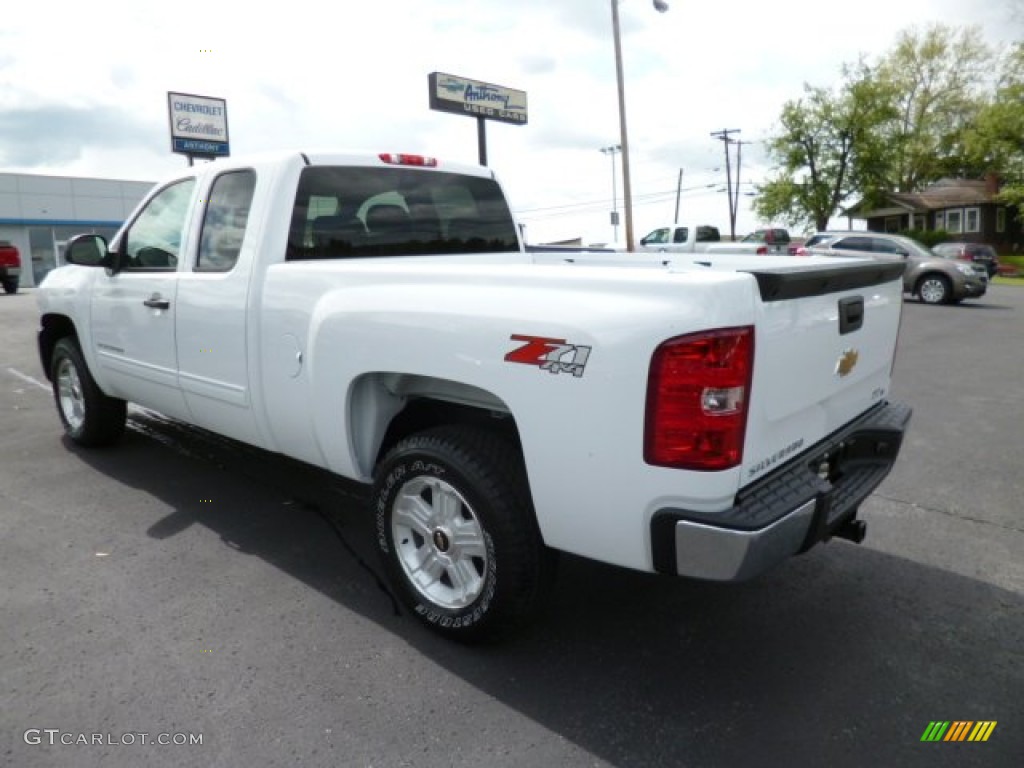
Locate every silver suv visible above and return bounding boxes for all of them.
[806,232,987,305]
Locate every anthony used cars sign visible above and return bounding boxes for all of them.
[168,92,230,158]
[428,73,528,126]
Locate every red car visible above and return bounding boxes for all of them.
[931,242,999,277]
[0,241,21,294]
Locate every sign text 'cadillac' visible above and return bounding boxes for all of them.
[167,92,230,158]
[428,73,528,126]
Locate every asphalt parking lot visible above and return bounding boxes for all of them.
[2,286,1022,768]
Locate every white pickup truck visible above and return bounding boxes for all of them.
[37,150,911,641]
[639,224,793,255]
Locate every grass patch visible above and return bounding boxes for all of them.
[995,254,1023,283]
[993,275,1024,286]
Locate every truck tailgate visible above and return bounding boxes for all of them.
[739,260,905,487]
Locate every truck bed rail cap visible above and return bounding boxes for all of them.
[745,261,906,302]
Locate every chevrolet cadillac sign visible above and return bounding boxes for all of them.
[428,73,528,126]
[168,92,230,158]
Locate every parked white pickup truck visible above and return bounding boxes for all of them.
[640,224,792,255]
[37,150,911,641]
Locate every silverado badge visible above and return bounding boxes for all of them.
[835,348,859,378]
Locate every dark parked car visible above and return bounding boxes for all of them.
[932,242,999,277]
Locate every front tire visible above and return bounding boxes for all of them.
[373,426,554,642]
[50,337,127,447]
[917,274,951,305]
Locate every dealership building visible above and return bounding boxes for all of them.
[0,173,154,288]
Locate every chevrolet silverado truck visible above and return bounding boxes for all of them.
[639,224,793,255]
[36,150,911,642]
[0,240,21,294]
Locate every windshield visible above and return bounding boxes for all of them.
[895,236,937,259]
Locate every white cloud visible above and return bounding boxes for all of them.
[2,0,1018,241]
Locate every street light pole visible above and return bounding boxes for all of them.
[600,144,621,242]
[611,0,669,252]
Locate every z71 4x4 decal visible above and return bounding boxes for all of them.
[505,334,592,378]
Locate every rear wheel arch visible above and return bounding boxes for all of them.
[347,372,523,477]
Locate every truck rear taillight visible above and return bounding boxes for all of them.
[756,246,768,255]
[379,153,438,167]
[644,326,754,471]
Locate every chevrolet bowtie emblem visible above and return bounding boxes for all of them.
[836,348,859,377]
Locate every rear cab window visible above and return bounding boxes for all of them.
[286,166,519,260]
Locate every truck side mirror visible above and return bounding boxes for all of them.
[65,234,111,268]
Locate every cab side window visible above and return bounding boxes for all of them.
[871,238,906,256]
[197,171,257,272]
[643,228,669,245]
[123,179,196,270]
[833,236,873,252]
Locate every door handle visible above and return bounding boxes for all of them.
[838,296,864,335]
[143,295,170,310]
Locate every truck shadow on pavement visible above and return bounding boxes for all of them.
[65,409,1023,768]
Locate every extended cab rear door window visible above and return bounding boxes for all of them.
[196,170,256,272]
[286,166,519,260]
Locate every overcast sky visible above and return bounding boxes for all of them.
[2,0,1021,242]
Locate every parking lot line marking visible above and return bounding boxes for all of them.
[6,367,50,392]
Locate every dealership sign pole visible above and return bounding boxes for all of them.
[428,73,527,166]
[167,92,230,166]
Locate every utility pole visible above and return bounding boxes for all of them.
[611,0,670,251]
[734,140,752,239]
[673,168,684,222]
[600,144,622,243]
[710,128,740,240]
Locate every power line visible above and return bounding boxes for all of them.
[514,183,718,218]
[516,186,720,222]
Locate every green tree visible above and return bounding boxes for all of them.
[964,43,1024,214]
[874,24,994,191]
[754,64,894,232]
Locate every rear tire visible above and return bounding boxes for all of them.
[373,425,554,643]
[50,337,127,447]
[916,274,951,305]
[2,278,17,294]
